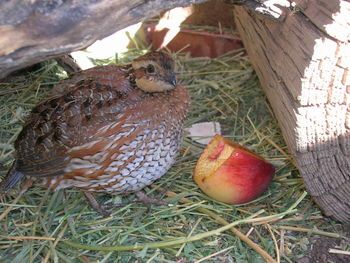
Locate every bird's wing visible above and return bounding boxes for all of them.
[15,65,138,178]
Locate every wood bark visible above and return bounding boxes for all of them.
[0,0,206,78]
[234,0,350,221]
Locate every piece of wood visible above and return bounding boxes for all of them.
[0,0,206,78]
[234,1,350,221]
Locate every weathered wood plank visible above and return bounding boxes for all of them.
[293,0,350,41]
[0,0,206,78]
[234,0,350,221]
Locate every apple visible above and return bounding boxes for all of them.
[193,135,275,204]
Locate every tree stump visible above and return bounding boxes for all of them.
[234,0,350,221]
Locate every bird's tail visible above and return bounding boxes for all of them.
[0,161,24,192]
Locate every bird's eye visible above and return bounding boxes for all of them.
[146,64,155,74]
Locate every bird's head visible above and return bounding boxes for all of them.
[131,51,177,92]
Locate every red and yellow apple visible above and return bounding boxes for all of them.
[193,135,274,204]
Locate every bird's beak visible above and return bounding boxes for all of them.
[168,74,177,87]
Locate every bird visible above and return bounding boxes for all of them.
[0,51,190,214]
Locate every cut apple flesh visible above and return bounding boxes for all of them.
[194,135,275,204]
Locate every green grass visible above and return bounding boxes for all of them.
[0,48,344,262]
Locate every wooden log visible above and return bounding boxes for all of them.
[234,0,350,221]
[0,0,206,78]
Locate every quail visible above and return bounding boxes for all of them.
[0,51,190,214]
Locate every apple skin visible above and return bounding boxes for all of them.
[193,135,275,204]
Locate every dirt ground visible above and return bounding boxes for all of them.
[298,225,350,263]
